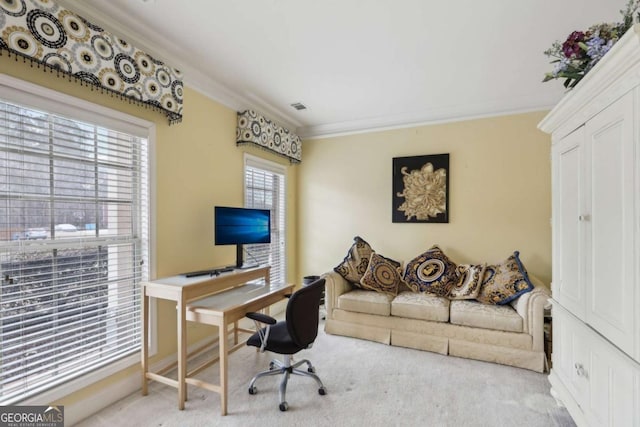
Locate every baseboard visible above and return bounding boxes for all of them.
[67,334,227,425]
[66,366,141,426]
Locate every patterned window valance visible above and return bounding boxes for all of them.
[236,110,301,164]
[0,0,183,124]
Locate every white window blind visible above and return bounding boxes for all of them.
[244,156,286,285]
[0,98,149,404]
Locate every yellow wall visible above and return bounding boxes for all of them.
[0,60,299,405]
[298,112,552,285]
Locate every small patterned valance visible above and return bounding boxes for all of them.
[236,110,301,163]
[0,0,183,124]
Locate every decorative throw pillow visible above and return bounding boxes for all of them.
[476,251,535,305]
[333,236,373,287]
[448,264,486,300]
[402,245,457,297]
[359,253,404,296]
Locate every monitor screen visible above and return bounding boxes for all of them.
[214,206,271,245]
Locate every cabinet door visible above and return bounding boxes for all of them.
[583,92,636,357]
[552,305,640,427]
[552,305,589,407]
[583,328,638,427]
[552,127,587,319]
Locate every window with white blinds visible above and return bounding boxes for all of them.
[244,155,286,285]
[0,91,150,404]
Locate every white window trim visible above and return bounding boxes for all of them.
[0,73,158,404]
[244,152,287,176]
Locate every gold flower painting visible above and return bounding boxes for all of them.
[392,154,449,223]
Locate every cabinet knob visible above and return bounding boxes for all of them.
[578,215,590,221]
[574,362,587,378]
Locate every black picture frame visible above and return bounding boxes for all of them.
[392,154,449,223]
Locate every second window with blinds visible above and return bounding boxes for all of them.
[243,155,286,285]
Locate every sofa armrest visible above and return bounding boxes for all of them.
[323,271,353,319]
[511,275,550,352]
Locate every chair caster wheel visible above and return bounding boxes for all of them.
[248,386,257,395]
[307,367,315,373]
[279,402,288,411]
[319,387,327,396]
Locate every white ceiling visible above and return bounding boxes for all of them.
[61,0,620,138]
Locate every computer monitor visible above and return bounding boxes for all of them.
[214,206,271,268]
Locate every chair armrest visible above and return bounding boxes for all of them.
[246,312,276,325]
[323,271,353,319]
[511,275,550,352]
[246,312,276,352]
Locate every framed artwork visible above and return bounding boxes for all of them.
[392,154,449,223]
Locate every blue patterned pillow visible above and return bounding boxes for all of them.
[334,236,373,287]
[402,245,457,297]
[359,253,404,296]
[476,251,534,305]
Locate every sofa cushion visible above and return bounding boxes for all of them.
[448,264,485,300]
[402,245,457,297]
[476,251,534,305]
[450,300,523,333]
[391,291,449,322]
[337,289,393,316]
[359,253,403,296]
[334,236,373,287]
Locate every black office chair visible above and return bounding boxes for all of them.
[245,278,327,411]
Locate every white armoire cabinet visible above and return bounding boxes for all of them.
[539,25,640,427]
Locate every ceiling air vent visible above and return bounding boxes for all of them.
[290,102,307,111]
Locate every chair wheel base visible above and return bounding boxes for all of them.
[248,386,257,395]
[279,402,288,411]
[319,387,327,396]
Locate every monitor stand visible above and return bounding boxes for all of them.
[235,244,261,269]
[235,244,244,269]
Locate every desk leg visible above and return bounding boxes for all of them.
[233,321,238,345]
[141,292,149,396]
[219,321,228,415]
[264,272,271,317]
[177,297,187,410]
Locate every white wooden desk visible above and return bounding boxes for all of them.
[141,266,294,415]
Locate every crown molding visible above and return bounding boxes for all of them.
[55,0,300,131]
[298,102,556,139]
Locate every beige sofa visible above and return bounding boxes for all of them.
[323,270,551,372]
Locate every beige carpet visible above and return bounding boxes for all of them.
[76,325,575,427]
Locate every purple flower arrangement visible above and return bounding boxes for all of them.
[543,0,639,89]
